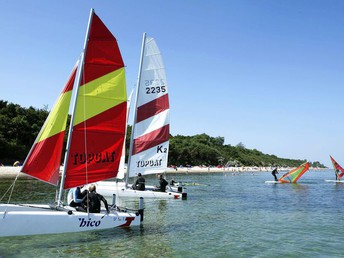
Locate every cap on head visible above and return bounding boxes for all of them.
[138,173,142,176]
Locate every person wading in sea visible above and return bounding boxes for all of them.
[271,167,279,181]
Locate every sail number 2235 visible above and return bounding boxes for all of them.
[145,79,166,94]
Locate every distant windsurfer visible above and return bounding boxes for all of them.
[272,167,279,181]
[335,169,339,181]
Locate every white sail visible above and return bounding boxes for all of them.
[127,34,170,178]
[95,34,186,200]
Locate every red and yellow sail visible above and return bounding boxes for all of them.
[279,162,310,183]
[64,12,127,189]
[21,64,78,185]
[330,155,344,180]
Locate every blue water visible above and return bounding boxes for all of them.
[0,170,343,257]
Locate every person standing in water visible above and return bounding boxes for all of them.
[271,167,279,181]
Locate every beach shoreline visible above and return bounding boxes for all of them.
[0,166,328,179]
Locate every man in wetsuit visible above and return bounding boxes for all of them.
[271,167,279,181]
[157,174,168,192]
[133,173,145,191]
[83,184,109,213]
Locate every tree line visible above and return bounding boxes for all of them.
[0,100,325,168]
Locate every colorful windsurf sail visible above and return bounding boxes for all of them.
[127,33,170,178]
[63,11,127,189]
[21,62,78,185]
[330,155,344,181]
[278,162,310,183]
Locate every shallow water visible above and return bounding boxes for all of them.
[0,170,343,257]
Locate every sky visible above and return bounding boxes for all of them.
[1,0,343,167]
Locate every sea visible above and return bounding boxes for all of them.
[0,169,343,258]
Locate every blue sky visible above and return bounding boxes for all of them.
[1,1,343,167]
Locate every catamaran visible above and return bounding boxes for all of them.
[0,9,143,237]
[325,155,344,183]
[265,162,310,184]
[95,33,186,200]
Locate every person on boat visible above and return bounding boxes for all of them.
[271,167,279,181]
[68,185,88,211]
[156,174,169,192]
[83,184,109,213]
[133,173,145,191]
[170,177,176,186]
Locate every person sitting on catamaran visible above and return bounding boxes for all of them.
[156,174,169,192]
[83,184,109,213]
[68,185,88,211]
[271,168,279,181]
[133,173,145,191]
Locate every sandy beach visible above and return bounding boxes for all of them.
[0,165,323,179]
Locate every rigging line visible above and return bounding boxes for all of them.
[6,173,19,205]
[2,173,20,218]
[0,177,17,202]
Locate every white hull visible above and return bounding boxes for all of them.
[324,179,344,183]
[265,181,282,184]
[95,181,185,200]
[0,204,141,237]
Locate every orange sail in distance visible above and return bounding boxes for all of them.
[278,162,310,183]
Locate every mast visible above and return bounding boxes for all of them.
[125,32,147,188]
[57,9,94,205]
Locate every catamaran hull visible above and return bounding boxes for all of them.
[324,179,344,183]
[97,185,185,200]
[95,182,185,199]
[0,204,141,237]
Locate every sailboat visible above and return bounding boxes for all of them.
[95,33,186,200]
[325,155,344,183]
[0,9,143,237]
[265,162,310,183]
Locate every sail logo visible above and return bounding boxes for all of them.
[79,218,101,227]
[71,151,116,165]
[136,159,162,168]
